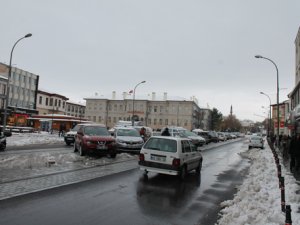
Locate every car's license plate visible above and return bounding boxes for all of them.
[151,155,166,162]
[97,145,107,150]
[66,137,73,140]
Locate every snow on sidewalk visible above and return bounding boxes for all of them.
[216,144,300,225]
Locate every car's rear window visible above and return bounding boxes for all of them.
[250,136,262,140]
[84,126,109,136]
[117,129,140,137]
[144,138,177,152]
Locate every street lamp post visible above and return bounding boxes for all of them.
[2,33,32,132]
[255,55,279,148]
[260,91,272,137]
[132,81,146,126]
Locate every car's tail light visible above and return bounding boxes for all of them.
[172,158,180,168]
[139,153,145,161]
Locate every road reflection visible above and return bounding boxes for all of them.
[136,172,201,217]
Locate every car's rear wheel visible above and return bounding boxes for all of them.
[79,144,85,156]
[179,166,187,180]
[110,153,116,158]
[196,160,202,174]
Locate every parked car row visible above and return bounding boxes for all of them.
[65,123,244,161]
[192,129,243,144]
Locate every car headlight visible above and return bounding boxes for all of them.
[117,139,125,144]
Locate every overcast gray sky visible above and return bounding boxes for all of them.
[1,0,299,122]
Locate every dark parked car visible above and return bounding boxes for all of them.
[208,131,219,143]
[192,129,211,144]
[73,124,117,158]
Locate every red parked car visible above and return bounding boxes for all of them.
[73,124,117,158]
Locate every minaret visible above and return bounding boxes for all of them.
[230,105,233,116]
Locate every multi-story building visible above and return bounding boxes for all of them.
[0,75,7,111]
[84,92,209,130]
[198,108,212,131]
[65,101,85,119]
[288,27,300,134]
[0,63,39,126]
[36,89,68,115]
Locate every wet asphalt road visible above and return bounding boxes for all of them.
[0,139,250,225]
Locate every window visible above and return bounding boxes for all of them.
[50,98,53,106]
[39,96,42,104]
[181,140,191,153]
[55,99,57,107]
[58,100,61,107]
[165,119,168,125]
[98,116,102,122]
[154,119,157,125]
[148,119,151,125]
[154,106,157,113]
[45,98,49,106]
[159,119,163,125]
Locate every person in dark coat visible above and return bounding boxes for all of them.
[289,134,298,172]
[295,134,300,173]
[161,127,171,136]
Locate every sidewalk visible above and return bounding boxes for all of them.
[0,159,138,201]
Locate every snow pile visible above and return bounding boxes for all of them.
[6,132,64,146]
[216,147,300,225]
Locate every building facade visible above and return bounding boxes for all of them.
[84,93,208,131]
[0,63,39,126]
[0,75,7,111]
[197,108,212,131]
[36,90,69,115]
[288,27,300,135]
[65,101,85,119]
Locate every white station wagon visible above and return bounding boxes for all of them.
[139,136,203,179]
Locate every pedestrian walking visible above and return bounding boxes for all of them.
[59,123,65,137]
[295,134,300,174]
[289,134,298,173]
[140,127,146,141]
[281,134,288,160]
[161,127,171,136]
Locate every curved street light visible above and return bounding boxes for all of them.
[132,81,146,126]
[260,91,272,136]
[255,55,279,147]
[2,33,32,132]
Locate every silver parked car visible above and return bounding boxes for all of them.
[114,127,144,153]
